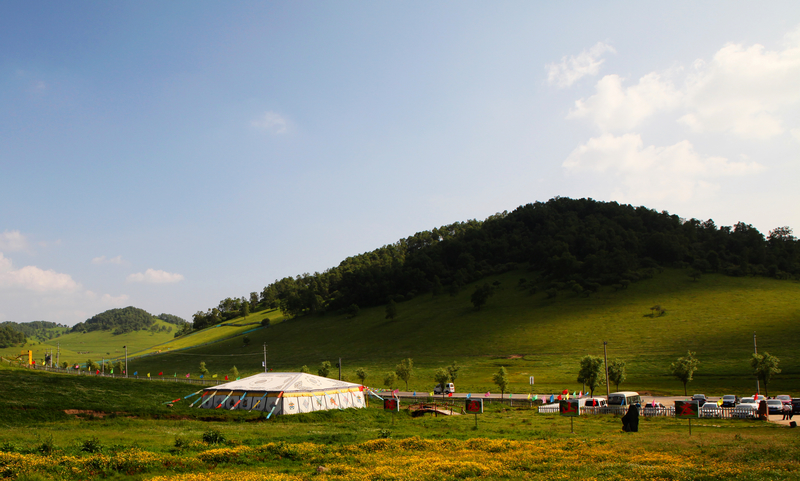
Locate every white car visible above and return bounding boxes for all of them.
[433,383,455,394]
[732,397,758,419]
[700,403,722,418]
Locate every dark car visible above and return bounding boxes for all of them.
[691,394,708,407]
[792,398,800,415]
[721,395,739,407]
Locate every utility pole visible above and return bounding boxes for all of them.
[753,332,760,394]
[263,343,268,373]
[56,342,60,369]
[124,346,128,378]
[603,341,610,398]
[338,357,342,380]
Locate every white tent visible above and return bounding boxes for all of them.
[198,372,366,415]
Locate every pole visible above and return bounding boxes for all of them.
[56,342,60,369]
[754,332,760,394]
[124,346,128,378]
[338,357,342,380]
[263,343,267,373]
[603,341,610,398]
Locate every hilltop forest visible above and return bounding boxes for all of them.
[71,307,187,335]
[192,197,799,330]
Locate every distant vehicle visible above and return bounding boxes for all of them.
[700,403,722,418]
[691,394,708,407]
[433,383,455,394]
[732,398,758,419]
[767,399,784,414]
[583,398,607,408]
[721,395,739,407]
[641,402,666,416]
[607,391,641,407]
[776,394,792,405]
[792,399,800,415]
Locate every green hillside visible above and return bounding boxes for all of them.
[127,268,800,396]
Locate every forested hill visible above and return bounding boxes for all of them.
[71,307,187,334]
[193,197,800,329]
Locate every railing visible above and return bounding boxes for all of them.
[539,403,756,419]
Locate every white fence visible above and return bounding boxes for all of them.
[538,403,755,419]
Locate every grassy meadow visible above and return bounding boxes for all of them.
[1,363,798,480]
[123,268,800,396]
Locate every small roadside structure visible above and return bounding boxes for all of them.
[198,372,365,415]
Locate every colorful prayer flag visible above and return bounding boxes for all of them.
[225,375,228,380]
[159,372,163,376]
[186,373,190,378]
[212,374,218,378]
[134,371,138,376]
[200,374,204,379]
[147,373,150,378]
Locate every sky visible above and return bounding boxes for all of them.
[2,1,800,326]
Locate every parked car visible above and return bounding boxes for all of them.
[700,403,722,418]
[732,398,758,419]
[641,402,666,416]
[691,394,708,407]
[767,399,784,414]
[792,398,800,415]
[721,395,739,407]
[776,394,792,406]
[583,398,607,408]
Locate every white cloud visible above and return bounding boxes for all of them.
[567,73,682,132]
[679,30,800,139]
[563,133,765,202]
[251,111,289,134]
[546,42,616,88]
[127,268,184,284]
[0,252,79,292]
[0,230,28,252]
[91,255,126,265]
[568,26,800,138]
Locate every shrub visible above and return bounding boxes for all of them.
[80,436,102,453]
[202,429,225,445]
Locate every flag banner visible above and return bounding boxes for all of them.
[110,369,114,374]
[549,394,554,403]
[413,391,416,396]
[534,394,538,400]
[225,375,228,380]
[448,392,452,397]
[174,373,177,377]
[147,373,150,378]
[134,371,138,376]
[159,372,163,376]
[186,373,190,378]
[212,374,218,378]
[200,375,204,379]
[467,393,472,399]
[429,392,434,396]
[236,377,240,380]
[485,392,490,397]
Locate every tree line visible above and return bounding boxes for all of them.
[192,197,800,330]
[71,307,188,335]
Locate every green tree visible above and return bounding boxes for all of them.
[242,335,251,347]
[299,365,310,374]
[385,299,397,320]
[670,351,699,395]
[86,359,99,371]
[493,366,510,396]
[230,365,239,379]
[751,352,781,397]
[383,371,398,389]
[318,360,332,378]
[607,359,627,392]
[470,284,494,310]
[199,361,210,377]
[577,355,604,396]
[242,302,250,320]
[446,361,460,384]
[434,368,450,396]
[355,367,368,385]
[395,358,414,390]
[346,304,360,318]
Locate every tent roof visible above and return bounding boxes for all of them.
[202,372,362,393]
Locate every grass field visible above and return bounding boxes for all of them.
[1,364,798,480]
[123,268,800,396]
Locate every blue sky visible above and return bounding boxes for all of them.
[2,1,800,325]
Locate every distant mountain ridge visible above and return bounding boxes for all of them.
[192,197,799,330]
[71,307,187,335]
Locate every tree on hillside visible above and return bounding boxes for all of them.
[447,361,460,385]
[493,366,510,396]
[470,284,494,310]
[230,366,239,379]
[199,362,210,378]
[577,355,604,396]
[318,361,332,378]
[300,365,310,374]
[383,371,398,389]
[346,304,360,318]
[670,351,699,395]
[607,359,627,392]
[395,358,414,390]
[434,368,450,396]
[355,367,368,385]
[385,299,397,320]
[751,352,781,397]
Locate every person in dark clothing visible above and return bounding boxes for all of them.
[621,404,639,432]
[758,400,768,420]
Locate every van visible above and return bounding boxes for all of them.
[607,391,641,407]
[434,383,455,394]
